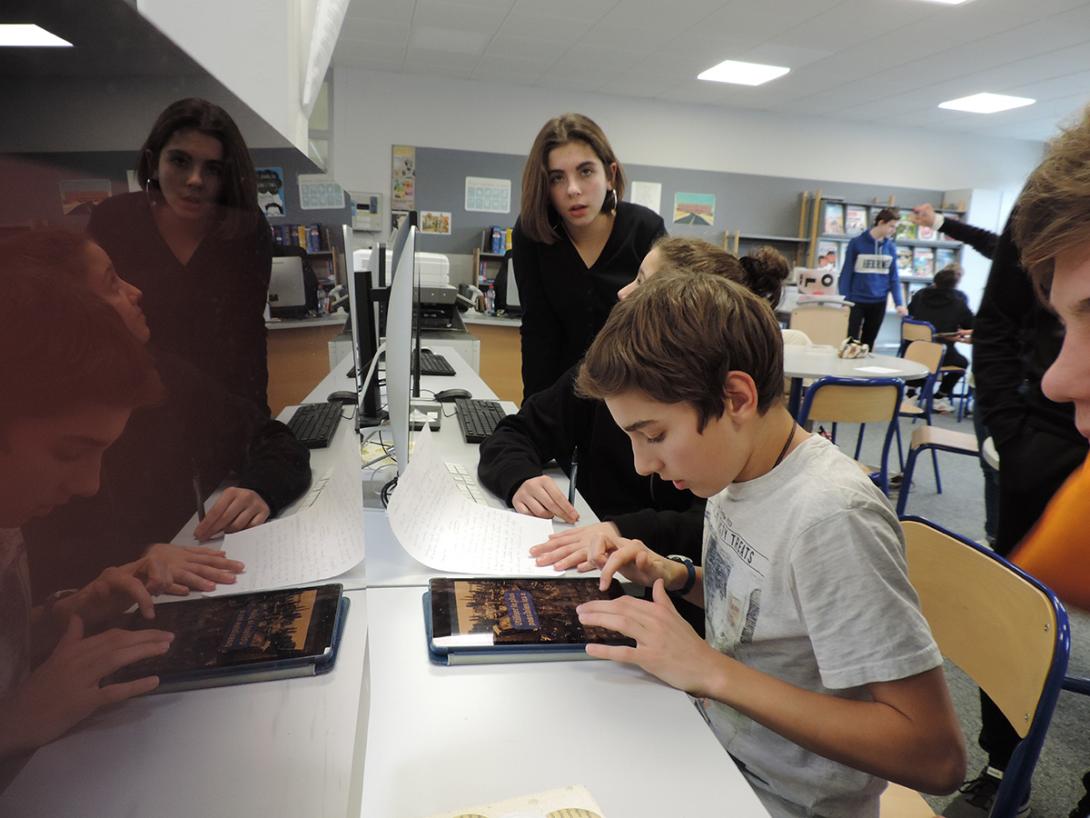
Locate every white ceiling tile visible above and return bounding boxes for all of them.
[598,0,726,38]
[472,55,548,84]
[485,34,569,61]
[499,13,584,41]
[344,0,415,24]
[405,47,483,70]
[412,0,509,33]
[339,17,411,45]
[334,38,408,64]
[409,27,491,55]
[511,0,617,21]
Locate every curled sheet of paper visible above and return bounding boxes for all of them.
[387,427,554,575]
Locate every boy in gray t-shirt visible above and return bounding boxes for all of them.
[572,271,966,818]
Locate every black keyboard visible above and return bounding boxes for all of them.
[454,398,506,444]
[419,350,456,376]
[288,402,343,448]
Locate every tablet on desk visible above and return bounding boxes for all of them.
[424,576,633,665]
[105,584,348,692]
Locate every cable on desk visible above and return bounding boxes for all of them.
[380,475,398,507]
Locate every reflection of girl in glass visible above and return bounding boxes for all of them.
[513,113,665,400]
[88,98,272,413]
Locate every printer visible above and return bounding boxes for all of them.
[353,248,460,330]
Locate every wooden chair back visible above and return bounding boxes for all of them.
[902,518,1064,739]
[790,305,850,347]
[903,340,944,377]
[800,380,900,425]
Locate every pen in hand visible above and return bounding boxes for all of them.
[568,446,579,506]
[192,473,206,523]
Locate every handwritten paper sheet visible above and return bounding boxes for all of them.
[211,457,365,594]
[388,427,553,575]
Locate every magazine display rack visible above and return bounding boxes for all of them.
[806,190,965,311]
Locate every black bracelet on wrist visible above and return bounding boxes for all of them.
[666,554,696,596]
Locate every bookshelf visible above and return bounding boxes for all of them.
[807,191,965,310]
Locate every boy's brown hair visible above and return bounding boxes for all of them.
[874,207,899,226]
[576,271,784,430]
[1013,104,1090,297]
[0,231,163,436]
[519,113,625,244]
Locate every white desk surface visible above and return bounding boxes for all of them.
[266,313,349,330]
[360,585,771,818]
[783,345,929,381]
[0,589,371,818]
[3,346,767,818]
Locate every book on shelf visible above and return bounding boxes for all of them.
[935,247,957,271]
[845,205,868,235]
[896,245,914,274]
[913,247,935,279]
[895,210,917,241]
[424,576,633,665]
[816,240,841,270]
[822,201,845,235]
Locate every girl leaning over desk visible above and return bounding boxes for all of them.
[87,97,273,415]
[513,113,665,401]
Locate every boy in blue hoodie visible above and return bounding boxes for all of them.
[838,207,907,349]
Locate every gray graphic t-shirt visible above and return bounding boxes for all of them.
[703,436,941,818]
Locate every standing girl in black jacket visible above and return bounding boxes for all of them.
[513,113,665,400]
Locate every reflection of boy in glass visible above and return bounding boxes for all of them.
[0,264,176,759]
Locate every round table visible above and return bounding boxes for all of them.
[783,346,930,417]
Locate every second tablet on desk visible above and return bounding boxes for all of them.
[424,576,633,665]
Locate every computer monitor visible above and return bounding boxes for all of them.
[492,251,521,315]
[344,225,384,426]
[385,215,417,475]
[267,256,308,318]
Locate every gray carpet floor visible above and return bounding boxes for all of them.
[836,408,1089,818]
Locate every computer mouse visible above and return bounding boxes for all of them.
[327,390,357,405]
[434,388,472,403]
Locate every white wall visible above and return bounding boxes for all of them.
[332,68,1045,204]
[137,0,314,152]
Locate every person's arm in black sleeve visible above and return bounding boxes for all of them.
[237,420,312,515]
[477,366,582,505]
[938,217,999,261]
[512,219,567,399]
[611,501,706,562]
[972,217,1029,446]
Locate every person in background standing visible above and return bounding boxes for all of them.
[838,207,906,350]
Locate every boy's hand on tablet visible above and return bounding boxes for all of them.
[194,488,270,542]
[530,521,620,571]
[143,543,245,594]
[591,535,684,592]
[53,562,161,629]
[512,476,579,523]
[577,579,722,697]
[6,615,172,752]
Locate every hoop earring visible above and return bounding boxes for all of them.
[608,188,618,212]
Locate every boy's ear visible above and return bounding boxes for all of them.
[722,371,759,417]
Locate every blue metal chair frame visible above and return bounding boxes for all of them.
[894,341,947,489]
[900,516,1071,818]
